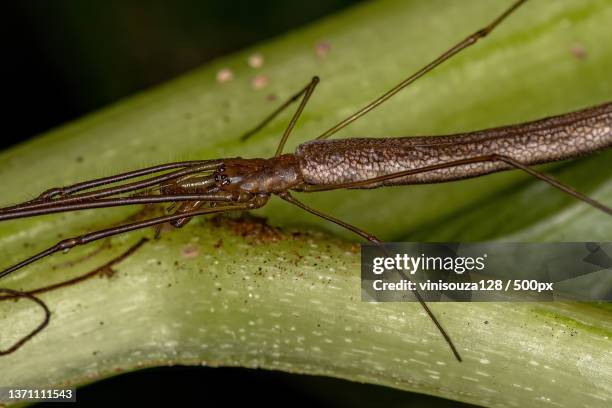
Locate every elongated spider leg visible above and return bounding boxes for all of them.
[1,162,222,214]
[0,288,50,356]
[274,77,319,156]
[0,238,148,299]
[241,76,320,148]
[33,160,218,201]
[0,238,147,357]
[0,203,255,280]
[278,191,462,362]
[0,193,233,222]
[316,0,527,140]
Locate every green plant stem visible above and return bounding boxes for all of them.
[1,0,611,406]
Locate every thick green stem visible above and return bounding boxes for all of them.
[1,0,611,406]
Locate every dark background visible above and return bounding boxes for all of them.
[4,1,473,406]
[4,0,363,150]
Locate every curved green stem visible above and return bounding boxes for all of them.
[1,0,611,406]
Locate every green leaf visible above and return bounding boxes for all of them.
[1,0,611,406]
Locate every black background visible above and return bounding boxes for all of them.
[3,0,362,149]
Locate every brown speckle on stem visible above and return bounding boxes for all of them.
[181,244,200,259]
[210,214,282,244]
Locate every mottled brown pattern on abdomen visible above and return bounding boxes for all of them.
[295,102,612,188]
